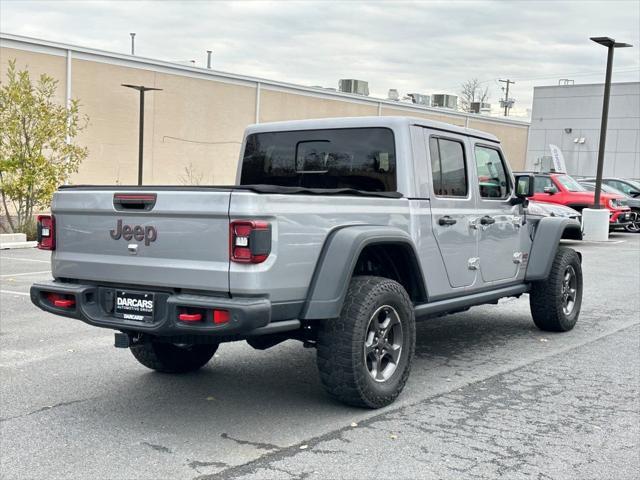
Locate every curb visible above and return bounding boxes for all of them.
[0,241,38,250]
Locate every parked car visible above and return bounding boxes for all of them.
[31,117,583,408]
[526,201,583,239]
[579,180,640,233]
[582,177,640,198]
[515,172,632,230]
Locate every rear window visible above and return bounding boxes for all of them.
[240,128,397,192]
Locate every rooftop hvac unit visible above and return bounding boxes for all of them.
[387,89,400,101]
[407,93,431,106]
[470,102,491,114]
[432,94,458,109]
[338,79,369,96]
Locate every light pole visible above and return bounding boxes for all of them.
[121,84,162,185]
[590,37,632,208]
[130,33,136,55]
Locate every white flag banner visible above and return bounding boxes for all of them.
[548,144,567,173]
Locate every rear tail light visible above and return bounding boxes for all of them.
[230,220,271,264]
[45,292,75,309]
[37,215,55,250]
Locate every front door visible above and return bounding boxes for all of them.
[425,131,478,288]
[473,143,521,283]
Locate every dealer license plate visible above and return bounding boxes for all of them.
[115,290,154,321]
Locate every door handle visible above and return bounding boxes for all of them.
[438,216,457,226]
[480,216,496,225]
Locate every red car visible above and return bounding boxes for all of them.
[516,172,632,229]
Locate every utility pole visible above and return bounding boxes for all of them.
[499,79,515,116]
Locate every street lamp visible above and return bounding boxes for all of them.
[580,36,632,242]
[590,37,632,208]
[121,84,162,185]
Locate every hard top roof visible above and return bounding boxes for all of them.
[245,116,500,143]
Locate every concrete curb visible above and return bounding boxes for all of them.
[0,241,38,250]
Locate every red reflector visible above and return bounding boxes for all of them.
[45,293,75,308]
[54,299,75,308]
[178,312,202,322]
[213,310,230,324]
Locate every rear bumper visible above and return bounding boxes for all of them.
[30,281,286,337]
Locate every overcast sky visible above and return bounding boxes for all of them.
[2,0,639,117]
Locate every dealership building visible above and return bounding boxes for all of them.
[1,33,531,186]
[526,82,640,179]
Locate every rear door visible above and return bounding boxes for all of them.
[473,144,521,283]
[424,130,478,288]
[51,188,232,292]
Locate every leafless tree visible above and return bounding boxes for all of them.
[460,78,490,113]
[179,162,205,185]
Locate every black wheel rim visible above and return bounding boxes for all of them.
[561,265,578,315]
[364,305,403,382]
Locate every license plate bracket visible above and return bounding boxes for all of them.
[115,290,154,321]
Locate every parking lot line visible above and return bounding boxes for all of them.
[0,256,50,263]
[0,270,51,278]
[0,290,30,297]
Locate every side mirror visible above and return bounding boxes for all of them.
[543,186,557,195]
[515,174,535,198]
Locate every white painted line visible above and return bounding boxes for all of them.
[0,289,30,296]
[0,257,50,264]
[0,270,51,278]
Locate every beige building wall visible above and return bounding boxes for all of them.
[260,89,378,123]
[1,35,530,186]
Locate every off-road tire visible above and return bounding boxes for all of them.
[316,276,416,408]
[130,341,218,373]
[530,247,582,332]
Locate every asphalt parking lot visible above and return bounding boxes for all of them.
[1,233,639,480]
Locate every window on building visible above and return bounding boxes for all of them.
[474,146,510,199]
[429,137,468,197]
[240,128,396,192]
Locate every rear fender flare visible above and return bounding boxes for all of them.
[301,226,425,320]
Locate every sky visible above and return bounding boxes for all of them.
[1,0,639,117]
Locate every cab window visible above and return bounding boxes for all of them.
[474,146,510,199]
[429,137,468,197]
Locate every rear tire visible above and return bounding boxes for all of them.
[530,247,582,332]
[316,276,415,408]
[130,340,218,373]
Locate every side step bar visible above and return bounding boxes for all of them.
[414,284,529,320]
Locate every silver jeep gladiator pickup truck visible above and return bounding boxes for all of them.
[31,116,583,408]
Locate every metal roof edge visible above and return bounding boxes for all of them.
[1,32,530,127]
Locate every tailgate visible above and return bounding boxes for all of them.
[51,188,231,292]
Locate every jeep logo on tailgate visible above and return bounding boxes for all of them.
[110,219,157,246]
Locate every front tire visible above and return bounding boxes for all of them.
[530,247,583,332]
[316,276,416,408]
[130,340,218,373]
